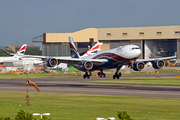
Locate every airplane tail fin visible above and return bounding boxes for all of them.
[69,36,80,58]
[81,42,103,57]
[16,44,27,55]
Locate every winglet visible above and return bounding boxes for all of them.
[69,36,80,58]
[16,44,27,55]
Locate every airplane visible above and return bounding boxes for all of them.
[44,36,176,79]
[17,36,176,79]
[15,42,103,67]
[0,44,27,63]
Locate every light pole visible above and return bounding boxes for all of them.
[33,113,50,119]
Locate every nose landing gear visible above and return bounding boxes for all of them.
[113,65,122,79]
[113,72,121,79]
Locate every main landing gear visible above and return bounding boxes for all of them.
[98,69,106,78]
[113,65,122,79]
[113,72,121,79]
[83,71,91,79]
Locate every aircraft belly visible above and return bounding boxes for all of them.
[71,57,130,72]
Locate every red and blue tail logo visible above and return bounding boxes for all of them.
[69,36,80,58]
[16,44,27,55]
[82,43,103,57]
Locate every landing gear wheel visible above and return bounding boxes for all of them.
[98,70,106,78]
[98,72,100,76]
[83,75,86,79]
[113,72,121,79]
[83,71,91,79]
[119,72,121,77]
[103,74,106,78]
[113,75,115,79]
[113,65,123,79]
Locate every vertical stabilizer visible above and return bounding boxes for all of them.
[15,44,27,55]
[81,42,103,57]
[69,36,80,58]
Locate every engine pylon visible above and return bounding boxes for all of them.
[26,80,40,92]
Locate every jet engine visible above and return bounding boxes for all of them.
[82,61,93,70]
[152,60,165,69]
[133,61,145,71]
[46,58,58,67]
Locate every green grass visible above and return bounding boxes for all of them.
[0,91,180,120]
[0,72,78,79]
[0,67,179,79]
[87,76,180,86]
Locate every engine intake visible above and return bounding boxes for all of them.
[46,58,58,67]
[133,61,145,71]
[152,60,165,69]
[83,61,93,70]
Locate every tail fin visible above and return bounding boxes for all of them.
[16,44,27,55]
[69,36,80,58]
[81,42,103,57]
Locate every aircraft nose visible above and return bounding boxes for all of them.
[136,49,141,57]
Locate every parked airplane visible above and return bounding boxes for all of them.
[16,42,103,66]
[45,36,176,79]
[0,44,27,63]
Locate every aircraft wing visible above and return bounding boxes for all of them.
[54,57,108,65]
[16,54,108,64]
[136,56,176,63]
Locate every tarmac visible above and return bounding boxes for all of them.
[0,73,180,98]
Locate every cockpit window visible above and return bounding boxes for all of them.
[132,47,140,50]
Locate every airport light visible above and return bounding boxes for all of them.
[33,113,50,119]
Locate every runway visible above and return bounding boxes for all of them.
[0,73,180,98]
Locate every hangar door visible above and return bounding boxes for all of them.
[144,39,177,59]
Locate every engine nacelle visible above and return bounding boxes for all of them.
[152,60,165,69]
[133,61,145,71]
[46,57,58,67]
[82,61,93,70]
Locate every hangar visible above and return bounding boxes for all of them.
[32,25,180,62]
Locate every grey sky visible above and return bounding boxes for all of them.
[0,0,180,46]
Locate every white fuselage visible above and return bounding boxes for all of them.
[73,44,141,71]
[0,56,20,63]
[83,45,141,60]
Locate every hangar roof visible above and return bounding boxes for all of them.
[41,25,180,43]
[44,28,98,43]
[98,25,180,40]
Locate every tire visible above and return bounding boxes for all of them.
[98,72,100,76]
[103,74,106,78]
[119,72,121,77]
[83,75,86,79]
